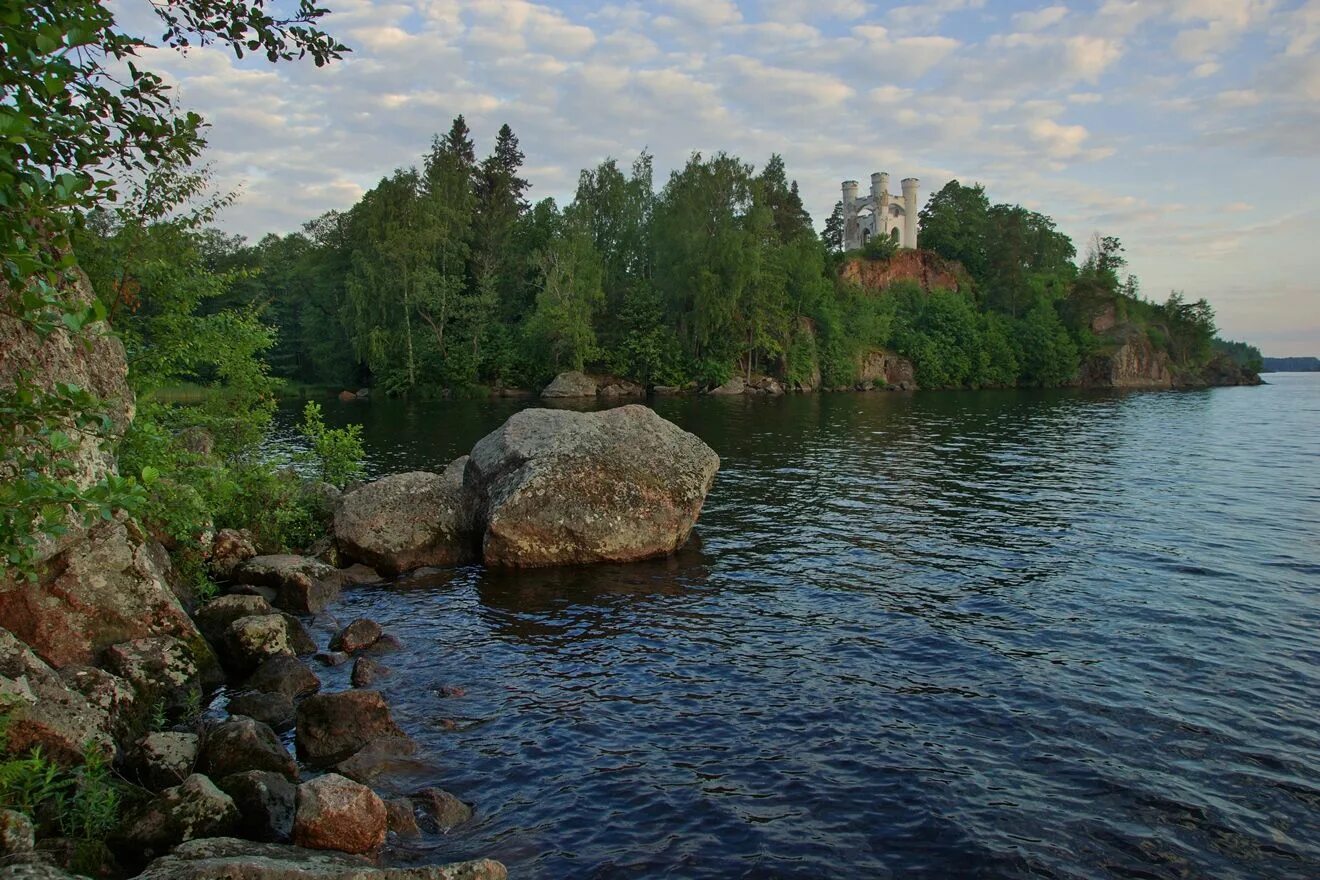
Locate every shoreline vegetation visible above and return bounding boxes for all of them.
[0,2,1268,879]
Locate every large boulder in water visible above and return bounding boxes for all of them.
[333,459,475,575]
[136,837,508,879]
[464,405,719,568]
[540,370,598,398]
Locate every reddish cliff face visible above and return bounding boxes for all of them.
[839,250,966,294]
[1080,334,1174,389]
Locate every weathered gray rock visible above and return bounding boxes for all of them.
[0,630,116,764]
[210,529,257,580]
[223,615,293,675]
[314,651,351,668]
[597,378,644,398]
[232,555,338,613]
[120,773,238,859]
[0,864,86,879]
[103,634,212,711]
[746,375,784,395]
[198,717,297,782]
[134,837,508,879]
[280,613,318,655]
[329,619,382,654]
[540,370,598,398]
[0,809,35,858]
[464,405,720,567]
[244,655,321,700]
[332,462,474,575]
[216,771,296,843]
[57,664,140,738]
[0,518,215,672]
[383,799,421,837]
[350,657,390,688]
[293,773,386,854]
[411,788,473,833]
[131,731,200,791]
[332,737,425,789]
[296,691,409,767]
[195,594,274,646]
[707,376,746,395]
[227,691,295,732]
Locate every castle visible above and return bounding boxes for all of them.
[842,173,919,251]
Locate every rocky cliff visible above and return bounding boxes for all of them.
[839,249,966,294]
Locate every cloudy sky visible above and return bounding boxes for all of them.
[126,0,1319,354]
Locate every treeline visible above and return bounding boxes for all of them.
[78,116,1253,396]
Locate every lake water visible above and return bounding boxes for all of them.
[277,375,1320,879]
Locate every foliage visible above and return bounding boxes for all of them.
[297,402,365,489]
[862,233,899,262]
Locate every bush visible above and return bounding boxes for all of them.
[862,234,899,261]
[297,402,365,489]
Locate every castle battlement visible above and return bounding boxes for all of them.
[842,172,919,250]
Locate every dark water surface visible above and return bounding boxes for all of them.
[277,376,1320,879]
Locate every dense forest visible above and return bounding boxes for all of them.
[74,117,1261,400]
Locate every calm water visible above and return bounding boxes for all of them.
[277,375,1320,879]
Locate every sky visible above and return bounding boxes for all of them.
[121,0,1320,355]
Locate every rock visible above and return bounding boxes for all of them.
[216,771,296,843]
[338,390,356,402]
[858,349,915,390]
[0,630,116,764]
[0,518,216,672]
[319,564,381,593]
[597,378,644,398]
[280,613,318,655]
[232,555,337,613]
[333,737,424,788]
[244,655,321,700]
[332,462,475,575]
[198,717,297,782]
[314,651,351,667]
[540,370,598,398]
[226,691,295,732]
[355,388,370,400]
[746,375,784,395]
[384,798,421,837]
[58,664,139,739]
[411,788,473,833]
[176,426,215,456]
[120,774,239,860]
[293,773,386,855]
[102,635,211,712]
[351,657,390,688]
[222,615,293,675]
[1080,333,1173,389]
[0,864,86,879]
[296,691,409,767]
[363,633,403,656]
[135,837,508,879]
[706,376,745,395]
[194,594,274,647]
[307,534,341,567]
[465,405,720,568]
[652,384,684,395]
[131,731,200,791]
[303,482,342,518]
[329,619,382,654]
[209,529,257,580]
[0,809,35,858]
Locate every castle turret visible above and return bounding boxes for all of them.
[842,180,861,250]
[901,177,919,249]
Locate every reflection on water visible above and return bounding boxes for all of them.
[279,376,1320,879]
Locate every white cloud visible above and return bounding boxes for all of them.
[1013,6,1069,32]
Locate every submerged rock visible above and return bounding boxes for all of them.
[332,462,475,575]
[464,405,719,568]
[293,773,386,854]
[411,788,473,833]
[295,691,409,767]
[135,837,507,879]
[245,655,321,700]
[330,619,382,654]
[351,657,390,688]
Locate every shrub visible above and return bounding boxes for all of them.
[297,402,365,489]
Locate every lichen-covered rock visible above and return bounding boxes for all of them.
[293,773,386,854]
[540,370,598,398]
[350,657,390,688]
[195,595,274,645]
[0,519,215,672]
[706,376,746,395]
[134,837,508,879]
[198,717,297,782]
[119,774,238,859]
[131,731,200,791]
[332,462,474,575]
[280,613,318,655]
[0,809,35,858]
[209,529,257,581]
[329,619,382,654]
[244,655,321,700]
[0,630,115,764]
[216,771,296,843]
[465,405,720,568]
[226,691,295,732]
[232,555,337,613]
[103,635,213,710]
[295,691,409,767]
[223,615,293,675]
[411,788,473,833]
[57,664,139,740]
[0,863,85,880]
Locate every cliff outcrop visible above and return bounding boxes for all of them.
[839,249,966,295]
[1079,333,1175,389]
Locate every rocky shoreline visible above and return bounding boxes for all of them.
[0,406,720,879]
